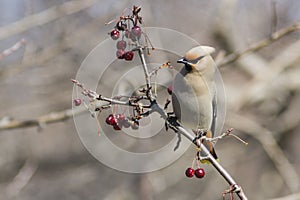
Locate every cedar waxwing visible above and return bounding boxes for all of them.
[172,46,218,160]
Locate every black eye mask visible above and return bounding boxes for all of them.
[184,55,205,64]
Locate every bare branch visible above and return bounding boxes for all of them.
[0,106,86,131]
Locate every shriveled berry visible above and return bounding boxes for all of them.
[116,49,125,59]
[195,168,205,178]
[131,26,142,37]
[122,120,131,128]
[110,30,120,40]
[116,40,127,50]
[124,51,134,61]
[167,85,173,95]
[185,167,195,178]
[73,98,82,106]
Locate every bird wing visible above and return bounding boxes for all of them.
[210,86,217,137]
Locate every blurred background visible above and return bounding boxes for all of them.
[1,0,300,199]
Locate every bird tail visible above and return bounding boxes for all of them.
[200,130,219,164]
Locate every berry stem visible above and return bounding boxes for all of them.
[137,47,155,102]
[177,126,248,200]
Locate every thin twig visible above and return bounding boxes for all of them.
[217,21,300,67]
[205,128,248,146]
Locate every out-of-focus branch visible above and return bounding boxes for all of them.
[0,38,26,60]
[4,159,38,199]
[0,0,97,41]
[227,113,299,193]
[0,106,86,131]
[217,21,300,67]
[273,93,300,139]
[0,18,101,79]
[270,192,300,200]
[235,39,300,109]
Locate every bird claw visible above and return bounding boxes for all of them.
[192,129,207,146]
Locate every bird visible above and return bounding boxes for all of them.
[172,46,218,161]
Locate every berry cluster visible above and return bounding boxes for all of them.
[185,167,205,178]
[108,6,145,61]
[185,152,206,179]
[105,113,139,131]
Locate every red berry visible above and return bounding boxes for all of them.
[73,98,82,106]
[110,30,120,40]
[113,124,122,131]
[116,40,127,50]
[110,117,118,126]
[124,51,134,61]
[116,49,125,59]
[106,114,118,126]
[131,26,142,37]
[167,85,173,95]
[105,114,113,125]
[195,168,205,178]
[185,167,195,178]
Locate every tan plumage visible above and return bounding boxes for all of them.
[172,46,218,160]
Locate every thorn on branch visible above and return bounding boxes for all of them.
[222,184,243,200]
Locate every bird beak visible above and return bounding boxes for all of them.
[177,58,187,64]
